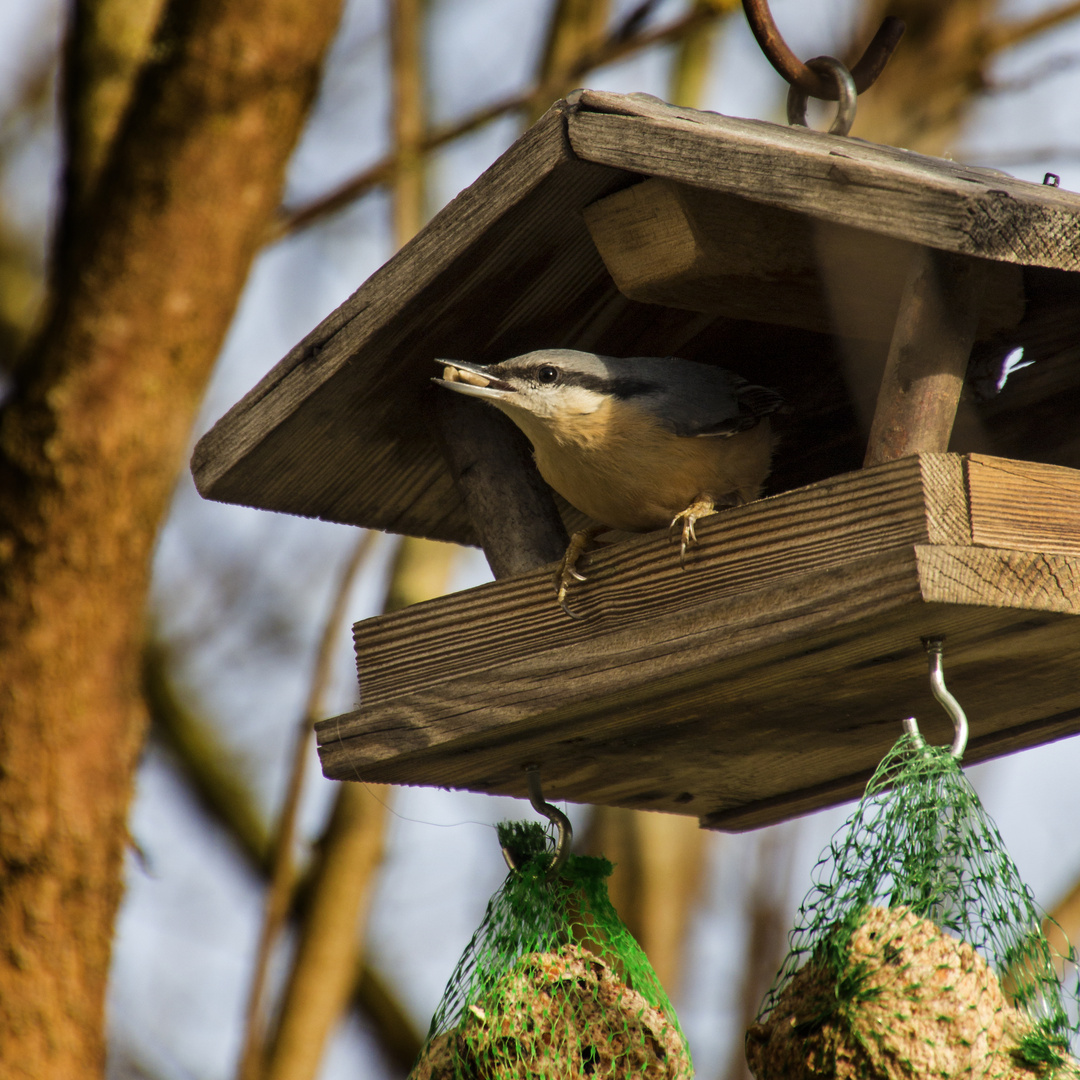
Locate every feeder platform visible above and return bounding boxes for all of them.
[316,453,1080,830]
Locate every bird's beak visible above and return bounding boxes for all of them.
[432,359,516,401]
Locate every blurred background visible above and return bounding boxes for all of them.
[4,1,1080,1078]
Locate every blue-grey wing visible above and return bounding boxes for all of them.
[627,356,784,438]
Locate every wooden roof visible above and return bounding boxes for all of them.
[191,90,1080,545]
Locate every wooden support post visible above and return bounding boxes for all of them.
[435,394,569,580]
[863,248,984,467]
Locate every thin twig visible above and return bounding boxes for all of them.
[269,5,723,242]
[259,13,439,1072]
[143,637,425,1072]
[987,0,1080,53]
[668,0,726,108]
[236,530,376,1080]
[983,51,1080,95]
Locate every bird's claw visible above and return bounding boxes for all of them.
[557,584,586,620]
[553,525,603,618]
[670,498,717,567]
[554,567,587,619]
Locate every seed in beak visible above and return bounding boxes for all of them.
[443,365,491,387]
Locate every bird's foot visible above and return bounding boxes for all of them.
[554,525,605,618]
[670,496,717,565]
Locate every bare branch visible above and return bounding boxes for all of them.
[611,0,664,43]
[531,0,612,123]
[237,531,375,1080]
[391,0,427,245]
[0,51,60,373]
[143,635,425,1073]
[143,641,271,868]
[579,806,707,993]
[271,5,724,241]
[669,1,736,108]
[265,783,391,1080]
[256,10,453,1074]
[987,1,1080,53]
[57,0,169,254]
[263,537,458,1080]
[984,51,1080,94]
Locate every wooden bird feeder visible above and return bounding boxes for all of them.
[192,90,1080,830]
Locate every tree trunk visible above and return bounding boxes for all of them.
[0,0,343,1075]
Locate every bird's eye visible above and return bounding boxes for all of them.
[537,365,559,385]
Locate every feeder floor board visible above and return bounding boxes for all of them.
[315,453,1080,831]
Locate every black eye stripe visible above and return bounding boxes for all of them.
[573,374,656,399]
[494,365,658,398]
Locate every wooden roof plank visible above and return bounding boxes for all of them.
[569,92,1080,271]
[191,100,579,500]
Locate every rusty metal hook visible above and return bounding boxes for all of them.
[501,766,572,880]
[742,0,905,100]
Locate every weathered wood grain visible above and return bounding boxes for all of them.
[192,103,572,495]
[702,687,1080,830]
[348,455,963,708]
[569,91,1080,272]
[583,177,1023,341]
[918,545,1080,612]
[316,453,1080,829]
[965,454,1080,556]
[864,248,982,466]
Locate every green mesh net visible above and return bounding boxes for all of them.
[410,821,692,1080]
[747,731,1080,1080]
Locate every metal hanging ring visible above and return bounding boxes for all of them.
[787,56,857,136]
[743,0,904,99]
[501,766,572,880]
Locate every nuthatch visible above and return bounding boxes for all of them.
[435,348,783,613]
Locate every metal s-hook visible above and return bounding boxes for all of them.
[742,0,905,100]
[501,766,572,880]
[904,638,969,759]
[925,638,968,759]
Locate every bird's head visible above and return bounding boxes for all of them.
[433,349,648,425]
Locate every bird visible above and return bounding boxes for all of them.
[434,348,783,614]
